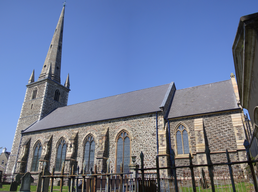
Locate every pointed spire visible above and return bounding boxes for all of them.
[28,70,35,84]
[38,6,65,83]
[64,73,70,89]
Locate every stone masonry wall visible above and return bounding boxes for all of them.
[41,79,69,119]
[168,111,246,177]
[6,81,47,175]
[169,111,246,175]
[17,112,161,177]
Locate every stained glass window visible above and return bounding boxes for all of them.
[176,125,189,155]
[116,131,130,173]
[55,139,67,171]
[31,142,42,171]
[83,135,95,173]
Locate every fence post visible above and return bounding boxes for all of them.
[140,152,145,192]
[60,162,65,192]
[156,156,160,192]
[226,149,236,192]
[70,165,75,192]
[105,159,110,192]
[50,167,55,192]
[203,125,215,192]
[94,165,97,192]
[170,149,178,192]
[120,163,124,192]
[135,164,139,192]
[76,166,79,192]
[189,153,196,192]
[82,165,85,192]
[244,139,258,192]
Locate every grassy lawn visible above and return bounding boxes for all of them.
[0,184,69,192]
[179,182,254,192]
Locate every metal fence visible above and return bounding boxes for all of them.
[36,143,258,192]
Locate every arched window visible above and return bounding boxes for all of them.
[83,135,95,173]
[116,131,130,173]
[55,139,67,171]
[31,141,42,171]
[176,125,189,155]
[54,89,60,102]
[32,88,37,99]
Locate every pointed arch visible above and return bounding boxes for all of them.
[54,89,60,102]
[115,129,131,173]
[82,134,95,173]
[174,123,190,155]
[55,137,67,171]
[31,140,42,171]
[31,87,38,100]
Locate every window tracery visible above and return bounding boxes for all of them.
[55,138,67,171]
[31,141,42,171]
[116,131,130,173]
[83,135,95,173]
[176,125,189,155]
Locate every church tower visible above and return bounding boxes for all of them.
[6,5,70,175]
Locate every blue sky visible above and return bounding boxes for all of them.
[0,0,257,152]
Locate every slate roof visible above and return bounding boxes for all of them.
[168,80,239,119]
[24,83,171,133]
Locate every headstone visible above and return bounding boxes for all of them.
[200,169,209,189]
[10,173,23,191]
[19,172,33,192]
[16,174,23,185]
[10,181,18,191]
[0,170,2,188]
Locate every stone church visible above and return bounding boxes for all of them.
[6,5,246,178]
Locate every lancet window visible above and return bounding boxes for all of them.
[83,135,95,173]
[55,138,67,171]
[176,125,189,155]
[116,131,130,173]
[31,141,42,171]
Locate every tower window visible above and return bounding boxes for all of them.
[54,89,60,102]
[32,89,37,100]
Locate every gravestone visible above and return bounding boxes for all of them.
[200,169,209,189]
[19,172,33,192]
[0,170,2,188]
[16,174,23,185]
[10,173,23,191]
[10,181,18,191]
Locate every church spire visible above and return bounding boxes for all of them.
[38,5,65,83]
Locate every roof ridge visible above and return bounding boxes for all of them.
[176,79,231,91]
[60,83,170,109]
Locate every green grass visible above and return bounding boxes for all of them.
[178,182,254,192]
[0,184,69,192]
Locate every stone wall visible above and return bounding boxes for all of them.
[17,112,162,176]
[6,78,69,176]
[169,110,246,175]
